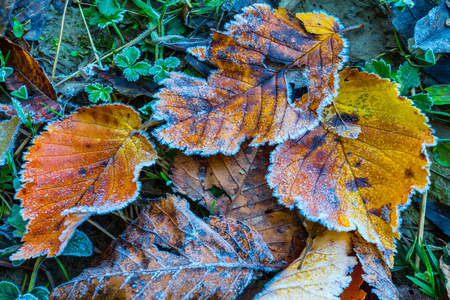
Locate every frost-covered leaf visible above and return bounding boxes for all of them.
[61,230,93,257]
[115,47,151,81]
[0,66,13,81]
[27,287,49,300]
[11,104,157,260]
[171,143,306,263]
[268,69,435,266]
[85,83,113,103]
[114,47,140,68]
[433,143,450,167]
[396,62,420,96]
[17,294,38,300]
[362,59,393,80]
[98,0,122,16]
[255,230,357,299]
[50,195,273,300]
[352,235,398,300]
[0,281,20,299]
[425,84,450,105]
[0,117,20,166]
[7,204,26,237]
[153,4,348,155]
[414,2,450,53]
[84,7,124,28]
[0,37,61,122]
[409,93,433,111]
[11,85,28,100]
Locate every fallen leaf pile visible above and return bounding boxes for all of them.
[0,3,436,299]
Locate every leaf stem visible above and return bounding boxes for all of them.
[337,24,363,34]
[28,256,45,292]
[54,257,70,281]
[51,0,70,81]
[78,2,103,67]
[415,191,427,268]
[140,119,164,130]
[111,22,125,46]
[87,219,116,240]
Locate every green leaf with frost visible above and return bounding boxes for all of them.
[433,143,450,167]
[0,67,13,82]
[98,0,122,16]
[85,83,113,103]
[0,281,20,299]
[7,205,26,237]
[415,50,436,67]
[408,93,433,111]
[362,59,394,80]
[11,86,28,100]
[396,62,420,96]
[425,84,450,105]
[149,57,180,83]
[114,47,151,81]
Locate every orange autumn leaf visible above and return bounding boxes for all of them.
[50,195,273,300]
[255,229,357,299]
[268,69,435,266]
[340,263,366,300]
[171,142,307,263]
[12,104,157,260]
[0,37,61,122]
[153,4,347,155]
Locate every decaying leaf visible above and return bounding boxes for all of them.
[50,195,273,300]
[0,117,20,165]
[352,235,398,300]
[255,230,357,299]
[268,69,435,265]
[171,143,306,263]
[0,36,61,122]
[153,4,348,155]
[12,104,157,260]
[340,263,366,300]
[440,255,450,298]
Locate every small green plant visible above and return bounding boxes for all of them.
[0,51,12,82]
[11,98,36,136]
[0,281,49,300]
[114,47,151,81]
[149,57,180,82]
[12,17,24,38]
[70,48,89,58]
[85,83,113,103]
[0,166,13,190]
[378,0,414,11]
[10,85,28,100]
[395,238,446,299]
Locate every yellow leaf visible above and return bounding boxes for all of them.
[0,117,20,165]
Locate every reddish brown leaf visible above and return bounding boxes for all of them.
[50,195,273,300]
[171,142,307,263]
[340,262,366,300]
[153,4,348,155]
[268,69,435,265]
[0,36,60,122]
[11,104,157,260]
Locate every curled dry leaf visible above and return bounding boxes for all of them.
[352,235,398,300]
[50,195,273,300]
[12,104,157,260]
[0,37,61,122]
[255,229,357,299]
[268,69,435,265]
[153,4,347,155]
[171,142,307,263]
[0,117,20,165]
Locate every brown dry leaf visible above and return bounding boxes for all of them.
[11,104,157,260]
[50,194,273,300]
[254,229,357,299]
[0,36,61,122]
[171,142,306,263]
[268,69,435,265]
[0,117,20,165]
[440,256,450,298]
[352,235,398,300]
[153,4,347,155]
